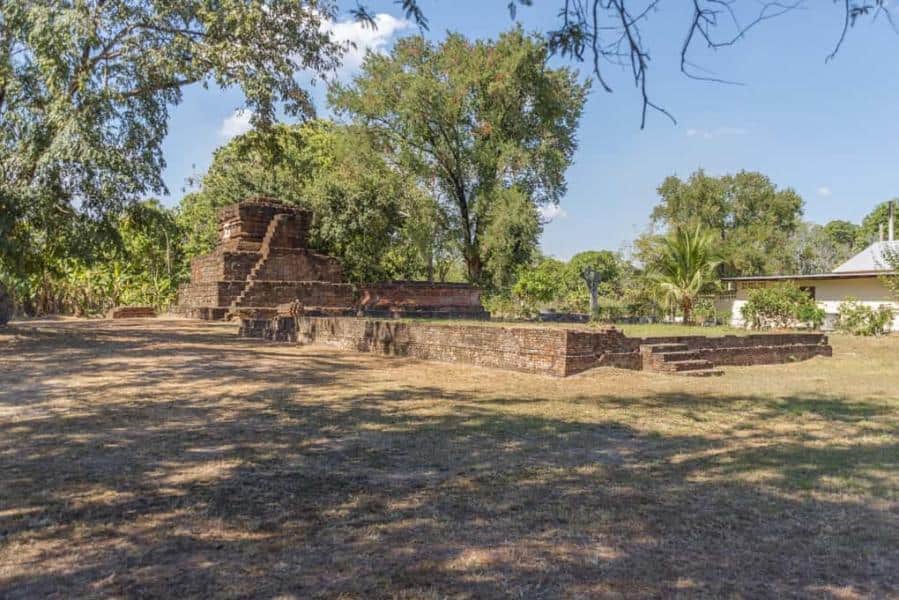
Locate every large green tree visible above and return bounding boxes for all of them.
[647,170,803,277]
[356,2,890,127]
[1,0,346,276]
[789,221,856,275]
[329,28,589,286]
[858,200,899,246]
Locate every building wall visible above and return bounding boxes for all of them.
[726,277,899,329]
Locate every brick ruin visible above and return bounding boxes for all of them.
[358,281,488,319]
[107,306,156,319]
[175,198,487,320]
[181,197,833,378]
[238,315,833,377]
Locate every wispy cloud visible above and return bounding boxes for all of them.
[817,186,832,198]
[539,204,568,222]
[686,127,748,139]
[219,109,253,139]
[325,13,412,80]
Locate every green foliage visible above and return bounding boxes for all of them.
[564,250,622,313]
[741,283,824,330]
[510,250,630,316]
[481,293,529,320]
[880,242,899,299]
[1,0,345,277]
[837,297,894,336]
[647,170,803,277]
[858,201,899,246]
[788,221,853,275]
[330,28,589,286]
[481,189,542,290]
[649,226,721,324]
[512,258,567,308]
[1,200,184,316]
[823,219,861,248]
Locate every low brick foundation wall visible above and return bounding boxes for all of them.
[357,281,489,319]
[239,316,833,377]
[108,306,156,319]
[241,316,594,376]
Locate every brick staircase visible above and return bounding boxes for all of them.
[229,213,285,311]
[641,343,724,377]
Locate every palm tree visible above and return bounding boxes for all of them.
[651,225,721,325]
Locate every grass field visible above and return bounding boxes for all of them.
[1,319,896,598]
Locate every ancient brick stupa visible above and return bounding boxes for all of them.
[175,198,355,319]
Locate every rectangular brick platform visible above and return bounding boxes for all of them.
[107,306,156,319]
[175,197,489,321]
[239,316,833,377]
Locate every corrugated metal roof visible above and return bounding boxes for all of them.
[833,241,899,273]
[722,271,891,282]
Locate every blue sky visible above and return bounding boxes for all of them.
[160,1,899,260]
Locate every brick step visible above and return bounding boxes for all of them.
[665,358,716,372]
[654,349,703,362]
[644,343,689,353]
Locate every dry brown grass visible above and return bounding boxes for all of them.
[0,318,896,599]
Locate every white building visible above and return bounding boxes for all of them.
[721,239,899,330]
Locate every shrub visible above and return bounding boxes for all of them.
[837,298,894,336]
[741,283,824,329]
[693,296,731,325]
[588,297,626,322]
[482,293,531,320]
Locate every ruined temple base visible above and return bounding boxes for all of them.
[107,306,156,319]
[238,316,833,377]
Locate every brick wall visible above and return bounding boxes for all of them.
[238,282,355,309]
[177,282,247,307]
[217,198,311,248]
[359,281,482,309]
[190,251,259,283]
[240,316,833,377]
[253,249,344,283]
[635,333,828,350]
[282,317,577,376]
[357,281,489,319]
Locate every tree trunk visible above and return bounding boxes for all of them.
[682,298,693,325]
[588,283,599,315]
[465,249,482,285]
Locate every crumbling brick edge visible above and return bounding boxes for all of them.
[239,315,833,378]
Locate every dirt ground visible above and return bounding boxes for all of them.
[1,318,897,599]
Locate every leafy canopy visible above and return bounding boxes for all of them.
[329,28,589,286]
[1,0,345,275]
[648,170,803,277]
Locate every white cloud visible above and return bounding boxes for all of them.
[686,127,748,139]
[219,109,253,139]
[325,13,412,79]
[539,204,568,222]
[817,186,832,198]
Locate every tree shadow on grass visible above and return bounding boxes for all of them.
[0,321,897,598]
